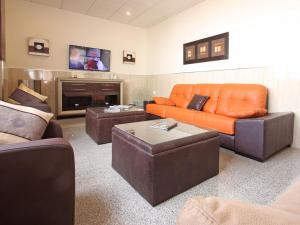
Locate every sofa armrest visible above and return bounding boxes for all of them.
[177,196,300,225]
[153,97,175,105]
[143,100,155,110]
[0,138,75,225]
[235,112,294,161]
[43,120,63,139]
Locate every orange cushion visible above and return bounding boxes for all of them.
[192,84,221,113]
[165,107,196,124]
[153,97,175,106]
[194,111,236,135]
[216,84,267,118]
[169,84,194,108]
[226,108,267,118]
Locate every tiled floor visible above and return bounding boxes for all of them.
[60,118,300,225]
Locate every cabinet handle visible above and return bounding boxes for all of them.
[71,83,86,86]
[101,88,114,91]
[72,88,86,91]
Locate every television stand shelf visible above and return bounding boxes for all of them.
[57,78,123,117]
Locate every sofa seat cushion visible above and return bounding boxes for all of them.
[216,84,267,118]
[192,84,221,113]
[177,196,300,225]
[169,84,194,108]
[153,97,175,106]
[225,108,267,118]
[194,111,236,135]
[146,104,173,118]
[0,132,30,145]
[165,106,196,124]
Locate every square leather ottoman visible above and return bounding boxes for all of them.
[86,107,147,144]
[112,119,220,206]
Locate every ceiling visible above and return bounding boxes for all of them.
[24,0,204,28]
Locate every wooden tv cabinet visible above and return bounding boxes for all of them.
[57,78,123,117]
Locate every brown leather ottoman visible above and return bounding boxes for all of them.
[86,107,147,144]
[112,119,220,206]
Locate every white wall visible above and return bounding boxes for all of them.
[147,0,300,76]
[5,0,300,147]
[6,0,148,75]
[146,0,300,148]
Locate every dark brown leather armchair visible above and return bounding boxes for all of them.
[0,120,75,225]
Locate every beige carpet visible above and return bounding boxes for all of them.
[60,118,300,225]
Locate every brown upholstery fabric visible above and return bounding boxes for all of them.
[187,94,209,111]
[86,107,147,144]
[43,120,63,139]
[0,101,53,141]
[9,88,44,105]
[235,112,294,161]
[17,83,48,102]
[22,102,51,113]
[112,126,220,206]
[0,138,75,225]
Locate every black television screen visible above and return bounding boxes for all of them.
[69,45,111,71]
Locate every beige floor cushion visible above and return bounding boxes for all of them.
[272,179,300,215]
[177,196,300,225]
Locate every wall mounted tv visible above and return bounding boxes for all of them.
[69,45,111,72]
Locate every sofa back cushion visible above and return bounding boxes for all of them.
[169,84,194,108]
[216,84,267,118]
[192,84,221,113]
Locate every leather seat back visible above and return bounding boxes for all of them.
[169,84,194,108]
[192,84,222,113]
[216,84,267,117]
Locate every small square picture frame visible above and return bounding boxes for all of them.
[28,37,50,57]
[211,38,226,57]
[123,50,136,64]
[184,45,196,62]
[197,41,209,60]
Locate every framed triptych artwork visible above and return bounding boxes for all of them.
[183,32,229,64]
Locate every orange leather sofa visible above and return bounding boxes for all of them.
[146,83,294,161]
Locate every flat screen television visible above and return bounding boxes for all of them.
[69,45,111,72]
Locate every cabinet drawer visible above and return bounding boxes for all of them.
[62,83,90,91]
[92,83,120,92]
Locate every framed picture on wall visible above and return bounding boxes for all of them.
[28,37,50,57]
[123,50,136,64]
[196,41,209,60]
[184,44,196,63]
[183,32,229,64]
[211,37,227,58]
